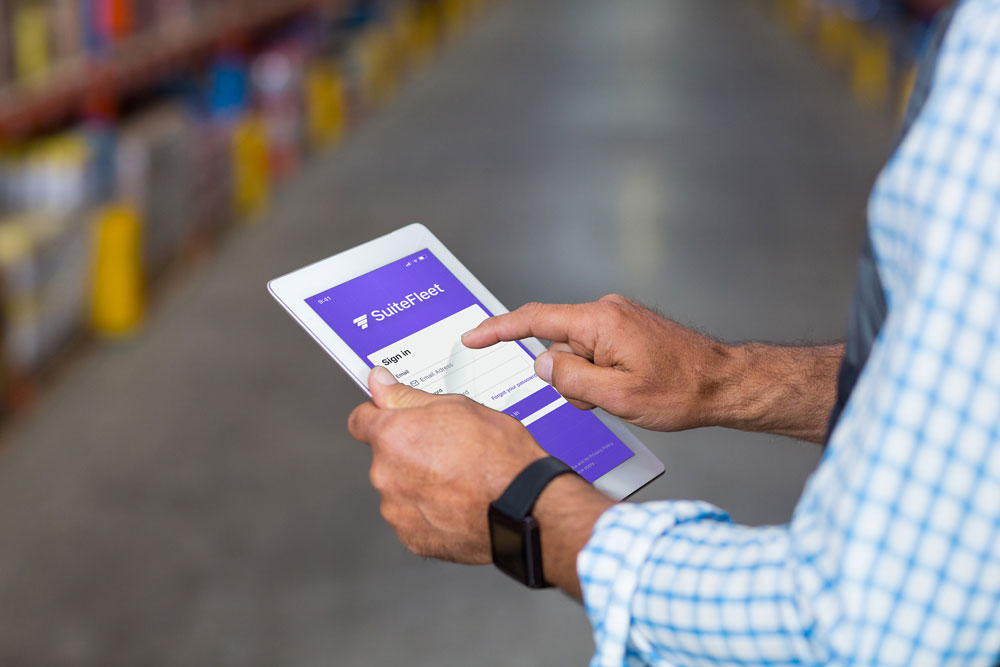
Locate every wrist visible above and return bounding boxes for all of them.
[686,340,750,430]
[531,475,615,599]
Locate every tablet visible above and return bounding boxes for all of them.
[268,223,664,500]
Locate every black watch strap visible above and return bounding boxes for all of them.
[493,456,576,519]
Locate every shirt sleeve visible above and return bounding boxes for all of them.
[578,2,1000,664]
[579,504,816,666]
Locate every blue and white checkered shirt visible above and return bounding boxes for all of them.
[577,2,1000,664]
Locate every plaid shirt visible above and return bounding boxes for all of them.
[578,1,1000,664]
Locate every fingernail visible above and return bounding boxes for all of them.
[371,366,397,386]
[534,353,554,384]
[460,329,474,341]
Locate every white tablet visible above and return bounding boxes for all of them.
[268,223,664,500]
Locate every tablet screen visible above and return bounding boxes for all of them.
[305,249,634,482]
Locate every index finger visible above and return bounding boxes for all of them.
[461,302,598,351]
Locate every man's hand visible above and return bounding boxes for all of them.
[462,295,844,444]
[462,294,733,432]
[349,367,615,597]
[348,366,548,564]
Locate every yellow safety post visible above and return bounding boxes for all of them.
[840,18,866,69]
[91,203,144,338]
[13,0,50,84]
[232,113,270,220]
[817,12,857,65]
[388,3,419,77]
[443,0,468,36]
[852,29,892,109]
[306,62,347,150]
[412,3,442,62]
[388,5,410,73]
[400,2,433,67]
[0,219,36,357]
[357,27,397,109]
[0,219,36,411]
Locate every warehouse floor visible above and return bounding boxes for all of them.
[0,1,895,665]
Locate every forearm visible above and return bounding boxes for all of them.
[464,298,845,441]
[705,342,843,444]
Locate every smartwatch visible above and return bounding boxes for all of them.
[488,456,578,588]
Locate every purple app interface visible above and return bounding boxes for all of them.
[305,249,633,482]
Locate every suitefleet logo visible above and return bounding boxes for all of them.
[352,284,447,332]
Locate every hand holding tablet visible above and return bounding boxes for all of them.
[268,224,664,499]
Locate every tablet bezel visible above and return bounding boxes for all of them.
[267,223,664,500]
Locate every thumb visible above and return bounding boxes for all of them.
[534,350,625,411]
[368,366,440,409]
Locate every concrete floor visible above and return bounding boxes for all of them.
[0,1,896,665]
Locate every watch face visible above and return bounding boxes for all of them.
[489,509,528,583]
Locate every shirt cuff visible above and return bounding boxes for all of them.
[577,500,730,666]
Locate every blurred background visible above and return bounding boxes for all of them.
[0,0,952,665]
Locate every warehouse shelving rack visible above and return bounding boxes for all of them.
[0,0,348,138]
[0,0,481,420]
